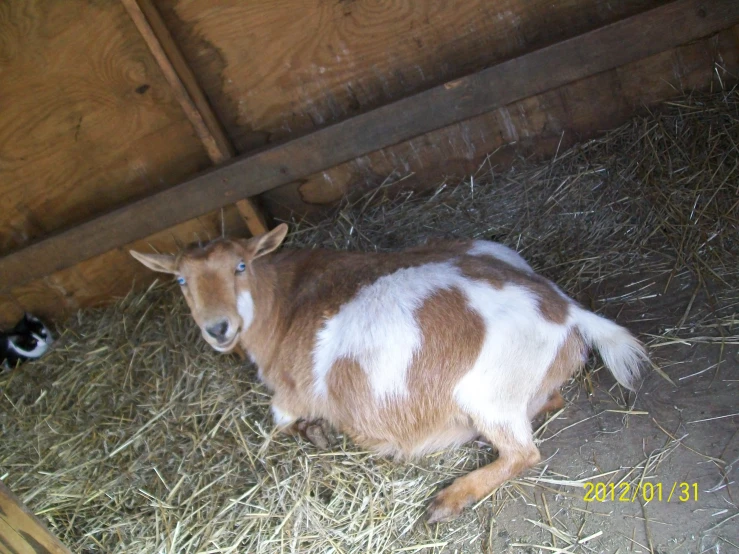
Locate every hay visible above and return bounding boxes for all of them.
[1,90,738,553]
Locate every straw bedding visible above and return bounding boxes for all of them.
[1,90,737,553]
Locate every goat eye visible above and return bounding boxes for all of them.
[236,261,246,274]
[177,276,186,286]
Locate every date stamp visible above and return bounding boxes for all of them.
[584,482,699,503]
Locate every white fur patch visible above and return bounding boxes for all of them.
[467,241,533,273]
[8,335,49,358]
[271,404,296,428]
[409,425,478,458]
[312,262,463,401]
[237,291,255,332]
[453,280,571,444]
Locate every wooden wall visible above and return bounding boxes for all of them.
[158,0,719,217]
[1,1,204,252]
[0,0,737,326]
[0,0,247,326]
[276,25,739,216]
[159,0,666,150]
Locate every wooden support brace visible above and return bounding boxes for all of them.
[120,0,269,236]
[1,0,738,291]
[0,480,71,554]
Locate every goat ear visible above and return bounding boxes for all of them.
[129,251,177,274]
[241,223,289,260]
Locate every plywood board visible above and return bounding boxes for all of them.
[159,0,666,152]
[120,0,269,236]
[264,25,739,218]
[0,295,23,329]
[1,1,737,324]
[0,0,210,253]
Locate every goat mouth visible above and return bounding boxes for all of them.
[211,330,240,352]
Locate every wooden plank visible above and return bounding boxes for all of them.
[120,0,268,236]
[0,0,221,323]
[0,480,71,554]
[121,0,234,163]
[0,0,211,255]
[234,199,269,235]
[0,0,737,291]
[159,0,665,152]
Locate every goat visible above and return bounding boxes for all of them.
[131,224,648,522]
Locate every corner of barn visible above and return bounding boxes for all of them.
[0,1,738,552]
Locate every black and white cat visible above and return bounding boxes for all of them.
[1,313,54,369]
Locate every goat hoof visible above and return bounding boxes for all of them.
[426,483,475,524]
[296,419,332,450]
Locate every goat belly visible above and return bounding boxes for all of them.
[306,257,573,458]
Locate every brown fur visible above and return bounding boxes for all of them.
[427,428,541,522]
[537,390,566,414]
[316,287,486,458]
[455,255,570,324]
[234,244,578,521]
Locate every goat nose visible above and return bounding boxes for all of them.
[205,320,230,342]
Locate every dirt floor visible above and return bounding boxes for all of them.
[1,92,737,553]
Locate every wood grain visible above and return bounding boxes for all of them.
[235,25,739,217]
[0,480,71,554]
[0,0,736,291]
[159,0,667,152]
[0,1,254,324]
[121,0,234,163]
[120,0,269,236]
[0,0,211,254]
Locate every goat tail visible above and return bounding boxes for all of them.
[572,307,649,391]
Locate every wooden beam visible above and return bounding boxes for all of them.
[120,0,269,236]
[1,0,737,291]
[0,480,72,554]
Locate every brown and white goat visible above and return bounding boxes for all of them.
[131,224,647,522]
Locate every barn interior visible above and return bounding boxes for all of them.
[0,1,738,552]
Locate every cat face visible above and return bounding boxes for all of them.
[14,313,52,341]
[6,313,53,360]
